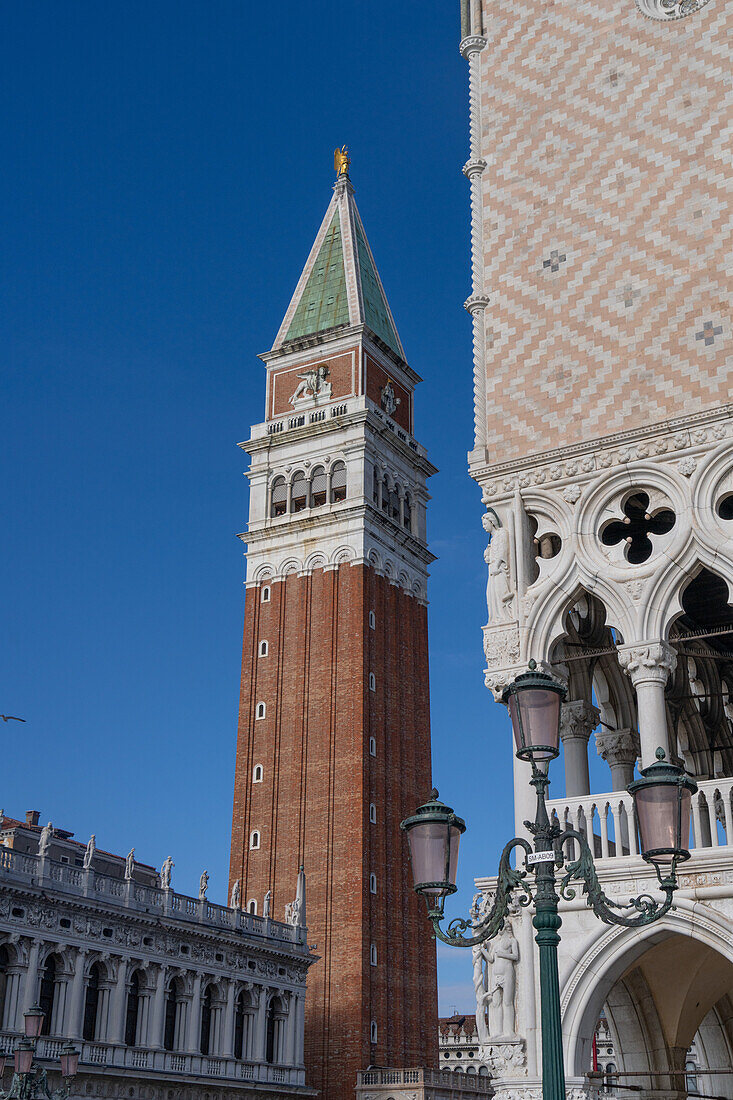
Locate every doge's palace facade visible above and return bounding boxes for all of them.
[458,0,733,1094]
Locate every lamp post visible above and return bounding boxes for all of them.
[401,661,697,1100]
[0,1006,79,1100]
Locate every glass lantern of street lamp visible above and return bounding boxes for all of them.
[23,1004,45,1040]
[628,748,698,868]
[14,1040,34,1075]
[502,661,566,763]
[400,789,466,912]
[59,1043,79,1080]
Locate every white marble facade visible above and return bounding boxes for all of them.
[0,841,315,1100]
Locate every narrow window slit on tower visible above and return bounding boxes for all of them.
[369,673,376,692]
[256,702,266,719]
[258,640,268,657]
[250,830,260,850]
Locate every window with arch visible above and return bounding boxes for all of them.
[256,702,266,720]
[291,470,308,512]
[258,640,268,657]
[253,764,264,783]
[39,954,58,1035]
[200,983,214,1054]
[369,737,376,757]
[270,477,287,518]
[370,943,377,966]
[370,1020,377,1043]
[369,610,376,629]
[403,493,412,530]
[125,969,141,1047]
[369,803,376,824]
[248,899,257,915]
[266,995,287,1064]
[381,479,390,513]
[83,961,103,1041]
[369,873,377,894]
[163,978,182,1051]
[234,989,255,1060]
[310,465,327,508]
[261,586,271,603]
[249,830,261,850]
[606,1063,617,1088]
[330,461,347,503]
[390,483,401,522]
[369,672,376,692]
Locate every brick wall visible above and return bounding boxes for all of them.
[230,563,437,1100]
[474,0,730,463]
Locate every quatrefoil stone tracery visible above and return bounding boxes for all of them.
[600,490,676,564]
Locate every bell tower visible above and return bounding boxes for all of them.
[229,162,439,1100]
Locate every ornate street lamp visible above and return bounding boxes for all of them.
[402,661,697,1100]
[0,1005,79,1100]
[400,790,465,917]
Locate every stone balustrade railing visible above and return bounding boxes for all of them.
[0,1033,304,1086]
[548,776,733,862]
[0,847,302,945]
[357,1067,490,1092]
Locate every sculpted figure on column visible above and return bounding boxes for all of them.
[230,879,241,909]
[199,870,209,899]
[83,834,96,869]
[263,890,272,917]
[485,920,519,1037]
[125,849,135,881]
[483,511,514,623]
[160,855,174,890]
[39,822,53,856]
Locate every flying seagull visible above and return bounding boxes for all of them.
[0,715,25,723]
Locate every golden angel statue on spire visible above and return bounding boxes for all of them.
[334,145,350,178]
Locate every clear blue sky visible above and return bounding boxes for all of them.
[2,1,561,1013]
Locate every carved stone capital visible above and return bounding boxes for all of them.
[595,726,639,766]
[464,293,490,314]
[463,158,488,179]
[617,641,677,686]
[459,34,487,57]
[559,700,600,745]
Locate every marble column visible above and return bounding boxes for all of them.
[150,965,167,1049]
[2,968,23,1030]
[66,950,88,1040]
[595,727,639,791]
[560,700,599,796]
[221,981,236,1058]
[618,642,676,767]
[186,973,202,1053]
[254,989,268,1062]
[108,958,129,1045]
[21,940,41,1016]
[285,994,298,1065]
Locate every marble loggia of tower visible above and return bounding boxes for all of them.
[459,0,733,1097]
[229,167,439,1100]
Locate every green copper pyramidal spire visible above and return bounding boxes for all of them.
[286,209,349,341]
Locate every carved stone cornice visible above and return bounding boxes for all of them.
[559,700,600,745]
[617,641,677,686]
[595,726,639,766]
